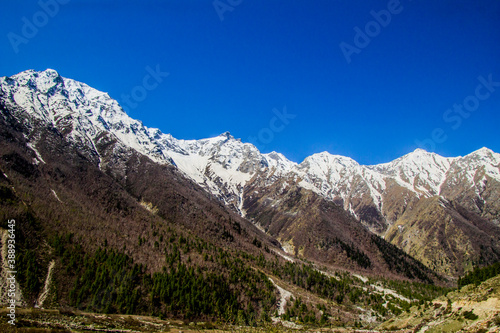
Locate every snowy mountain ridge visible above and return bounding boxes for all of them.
[2,69,500,231]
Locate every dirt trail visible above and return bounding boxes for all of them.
[37,260,55,308]
[269,277,293,316]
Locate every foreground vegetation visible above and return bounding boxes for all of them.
[0,308,306,333]
[4,227,452,330]
[458,261,500,288]
[379,266,500,332]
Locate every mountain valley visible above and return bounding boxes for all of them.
[1,69,500,330]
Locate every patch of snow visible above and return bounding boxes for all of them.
[356,306,378,323]
[353,274,368,283]
[272,249,295,263]
[26,142,45,164]
[280,240,295,255]
[51,189,63,203]
[264,151,297,176]
[371,284,412,303]
[238,190,246,218]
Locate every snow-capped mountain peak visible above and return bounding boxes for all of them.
[1,69,174,165]
[369,149,454,196]
[2,69,499,235]
[467,147,499,162]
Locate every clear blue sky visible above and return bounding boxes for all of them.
[1,0,499,164]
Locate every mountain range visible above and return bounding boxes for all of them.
[1,69,500,327]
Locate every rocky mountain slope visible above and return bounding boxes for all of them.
[0,69,436,279]
[0,69,285,321]
[0,69,456,327]
[1,69,499,281]
[169,129,500,278]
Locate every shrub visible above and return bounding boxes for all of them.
[463,310,478,320]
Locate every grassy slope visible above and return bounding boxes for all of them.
[379,274,500,332]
